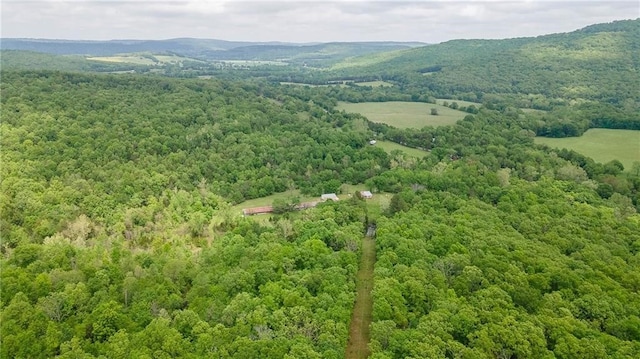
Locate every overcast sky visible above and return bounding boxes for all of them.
[2,1,638,43]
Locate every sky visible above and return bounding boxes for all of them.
[2,1,638,43]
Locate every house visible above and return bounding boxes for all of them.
[242,206,274,216]
[369,140,377,145]
[359,190,373,199]
[321,193,339,201]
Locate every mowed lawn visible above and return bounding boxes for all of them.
[374,140,427,158]
[336,101,465,129]
[535,129,640,170]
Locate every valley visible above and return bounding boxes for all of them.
[1,18,640,359]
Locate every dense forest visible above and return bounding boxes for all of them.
[332,19,640,105]
[2,19,640,359]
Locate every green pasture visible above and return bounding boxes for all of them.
[154,55,204,63]
[223,60,287,66]
[535,129,640,170]
[374,140,427,158]
[354,81,394,87]
[231,189,312,212]
[336,101,466,129]
[233,183,391,222]
[87,55,156,65]
[279,82,346,88]
[435,99,481,108]
[87,53,203,65]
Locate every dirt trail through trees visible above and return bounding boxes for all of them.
[345,227,376,359]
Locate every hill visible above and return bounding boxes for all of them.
[0,38,274,56]
[332,19,640,106]
[1,38,426,67]
[0,50,152,72]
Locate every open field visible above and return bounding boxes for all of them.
[221,60,288,66]
[354,81,394,87]
[87,53,203,65]
[436,99,481,108]
[231,189,314,212]
[154,55,204,63]
[336,101,466,129]
[374,140,427,158]
[535,129,640,170]
[87,55,157,65]
[233,183,391,223]
[279,82,347,88]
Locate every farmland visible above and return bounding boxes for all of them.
[435,99,481,108]
[336,101,467,129]
[354,81,394,87]
[87,53,203,65]
[373,140,427,158]
[535,129,640,170]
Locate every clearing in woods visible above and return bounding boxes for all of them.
[535,129,640,171]
[345,228,376,359]
[336,101,466,129]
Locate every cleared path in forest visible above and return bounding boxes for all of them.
[345,226,376,359]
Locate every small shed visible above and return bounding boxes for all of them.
[242,206,274,216]
[359,190,373,199]
[369,140,377,145]
[321,193,339,201]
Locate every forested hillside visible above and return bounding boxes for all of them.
[1,71,390,245]
[1,39,425,68]
[2,21,640,358]
[0,71,383,358]
[333,19,640,107]
[0,50,151,72]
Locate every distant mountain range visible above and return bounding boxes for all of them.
[0,38,426,66]
[2,19,637,108]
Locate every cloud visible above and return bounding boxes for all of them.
[1,1,637,42]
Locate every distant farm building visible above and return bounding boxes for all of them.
[242,206,274,216]
[359,190,373,199]
[242,196,339,216]
[321,193,339,201]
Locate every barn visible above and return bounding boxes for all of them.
[359,190,373,199]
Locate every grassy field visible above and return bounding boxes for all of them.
[435,99,481,108]
[354,81,394,87]
[233,183,391,223]
[87,53,203,65]
[231,189,314,212]
[222,60,287,66]
[336,101,466,129]
[279,82,347,88]
[87,55,157,65]
[374,140,427,158]
[535,129,640,170]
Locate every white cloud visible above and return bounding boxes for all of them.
[1,1,637,42]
